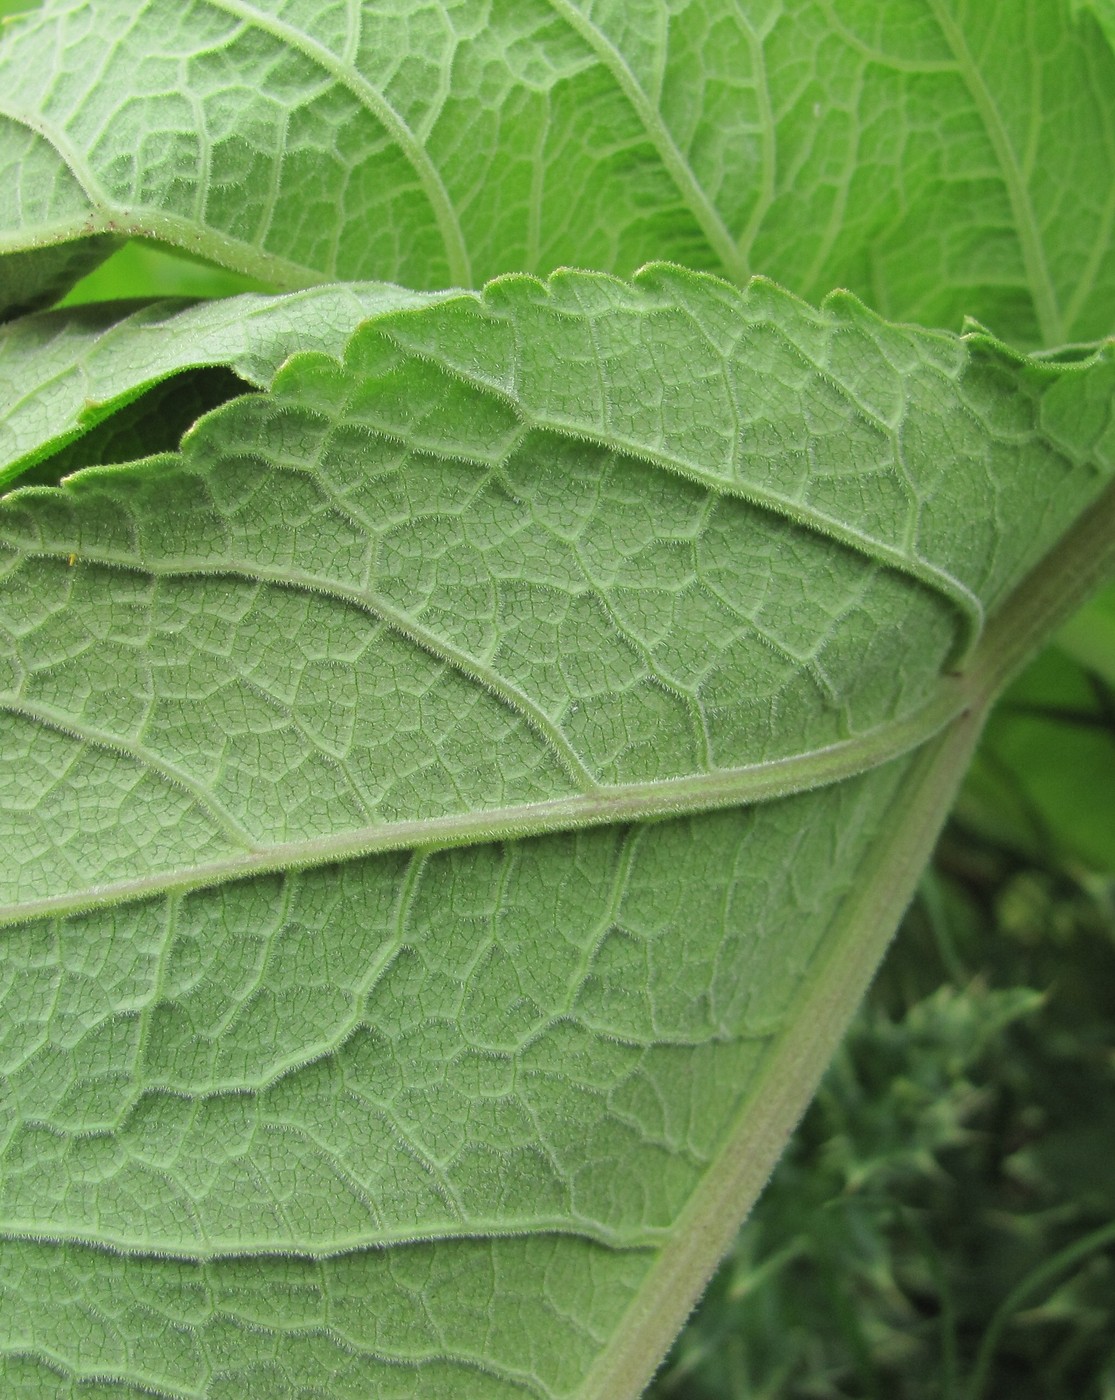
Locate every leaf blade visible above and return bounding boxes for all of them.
[1,0,1113,343]
[2,271,1114,1395]
[4,271,1110,919]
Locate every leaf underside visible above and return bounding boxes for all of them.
[1,0,1114,347]
[1,267,1113,1396]
[1,0,1114,1393]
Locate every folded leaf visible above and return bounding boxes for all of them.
[0,284,448,485]
[1,267,1113,1396]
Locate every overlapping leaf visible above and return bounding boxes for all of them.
[5,268,1113,917]
[1,268,1113,1395]
[1,0,1114,345]
[0,283,447,485]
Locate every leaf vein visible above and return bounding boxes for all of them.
[377,323,985,663]
[0,677,966,929]
[201,0,472,286]
[926,0,1062,345]
[540,0,746,284]
[0,695,258,850]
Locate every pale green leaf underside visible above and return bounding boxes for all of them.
[4,267,1113,920]
[0,759,918,1400]
[0,283,454,485]
[1,268,1114,1396]
[1,0,1114,345]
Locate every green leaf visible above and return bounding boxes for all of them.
[2,0,1114,344]
[2,267,1114,1396]
[5,267,1114,915]
[0,283,450,486]
[1074,0,1115,52]
[956,583,1115,872]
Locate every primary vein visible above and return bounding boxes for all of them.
[0,675,966,927]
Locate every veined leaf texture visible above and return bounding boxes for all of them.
[0,1,1114,1396]
[0,267,1113,1393]
[0,0,1113,345]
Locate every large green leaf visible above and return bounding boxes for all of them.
[2,267,1114,1396]
[1,0,1114,344]
[5,267,1114,913]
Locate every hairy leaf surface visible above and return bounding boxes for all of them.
[1,0,1114,344]
[4,267,1113,916]
[0,283,447,485]
[1,268,1113,1395]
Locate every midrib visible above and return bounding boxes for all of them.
[0,675,967,927]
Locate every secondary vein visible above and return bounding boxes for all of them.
[378,336,986,666]
[926,0,1062,347]
[202,0,472,287]
[0,695,257,850]
[542,0,747,285]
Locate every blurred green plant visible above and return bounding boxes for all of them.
[59,241,267,306]
[652,652,1115,1399]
